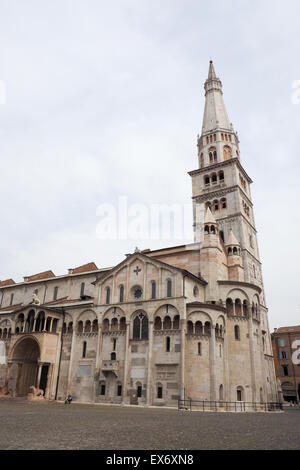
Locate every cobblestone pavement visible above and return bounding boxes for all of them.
[0,399,299,450]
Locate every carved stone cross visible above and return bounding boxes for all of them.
[134,266,141,276]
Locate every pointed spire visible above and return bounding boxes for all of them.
[226,229,240,246]
[208,60,216,80]
[202,60,232,133]
[204,206,217,225]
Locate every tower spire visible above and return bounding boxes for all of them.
[202,60,232,134]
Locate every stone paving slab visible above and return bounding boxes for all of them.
[0,398,299,450]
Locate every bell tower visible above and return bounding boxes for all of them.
[189,61,266,304]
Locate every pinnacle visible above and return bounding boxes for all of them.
[204,207,217,225]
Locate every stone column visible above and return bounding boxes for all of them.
[209,325,216,401]
[122,321,131,404]
[5,361,12,386]
[49,318,54,333]
[180,319,186,401]
[146,320,154,406]
[36,363,43,389]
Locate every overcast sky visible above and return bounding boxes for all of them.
[0,0,299,330]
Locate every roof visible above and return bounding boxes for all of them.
[0,279,15,287]
[273,326,300,334]
[204,207,216,225]
[24,271,55,282]
[71,262,98,274]
[226,229,240,246]
[93,251,207,286]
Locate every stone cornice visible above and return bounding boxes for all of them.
[186,301,226,312]
[217,280,262,294]
[188,157,253,183]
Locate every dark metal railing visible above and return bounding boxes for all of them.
[178,399,283,412]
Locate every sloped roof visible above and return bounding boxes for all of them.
[0,279,15,287]
[204,207,216,225]
[71,262,98,274]
[226,229,240,246]
[25,271,55,282]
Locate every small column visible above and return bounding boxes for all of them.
[49,318,54,333]
[223,327,230,401]
[122,321,131,404]
[209,325,216,401]
[146,320,154,406]
[33,317,37,333]
[180,319,186,401]
[36,363,43,389]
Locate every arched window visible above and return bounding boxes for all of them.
[151,281,156,300]
[237,386,244,401]
[166,336,170,352]
[77,321,83,333]
[117,383,122,397]
[198,342,202,355]
[219,171,224,182]
[235,299,242,315]
[213,199,219,211]
[204,225,210,234]
[106,287,111,304]
[53,286,58,301]
[85,320,91,333]
[211,173,217,184]
[219,384,224,401]
[99,382,106,396]
[204,321,211,335]
[163,316,171,330]
[103,318,109,332]
[226,298,233,315]
[80,282,85,297]
[219,231,225,243]
[111,351,116,360]
[133,313,148,340]
[193,286,198,297]
[82,341,87,358]
[187,321,194,334]
[111,317,118,331]
[204,175,210,185]
[67,322,73,333]
[234,325,240,340]
[137,383,142,398]
[167,279,172,298]
[223,145,232,161]
[221,198,227,209]
[173,315,180,329]
[195,321,203,335]
[120,317,126,330]
[157,383,163,399]
[119,285,124,303]
[154,316,162,330]
[213,151,217,162]
[92,319,98,332]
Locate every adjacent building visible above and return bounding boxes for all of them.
[271,326,300,403]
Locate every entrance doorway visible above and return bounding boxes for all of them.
[39,365,49,394]
[11,337,40,396]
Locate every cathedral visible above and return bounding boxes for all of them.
[0,62,279,407]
